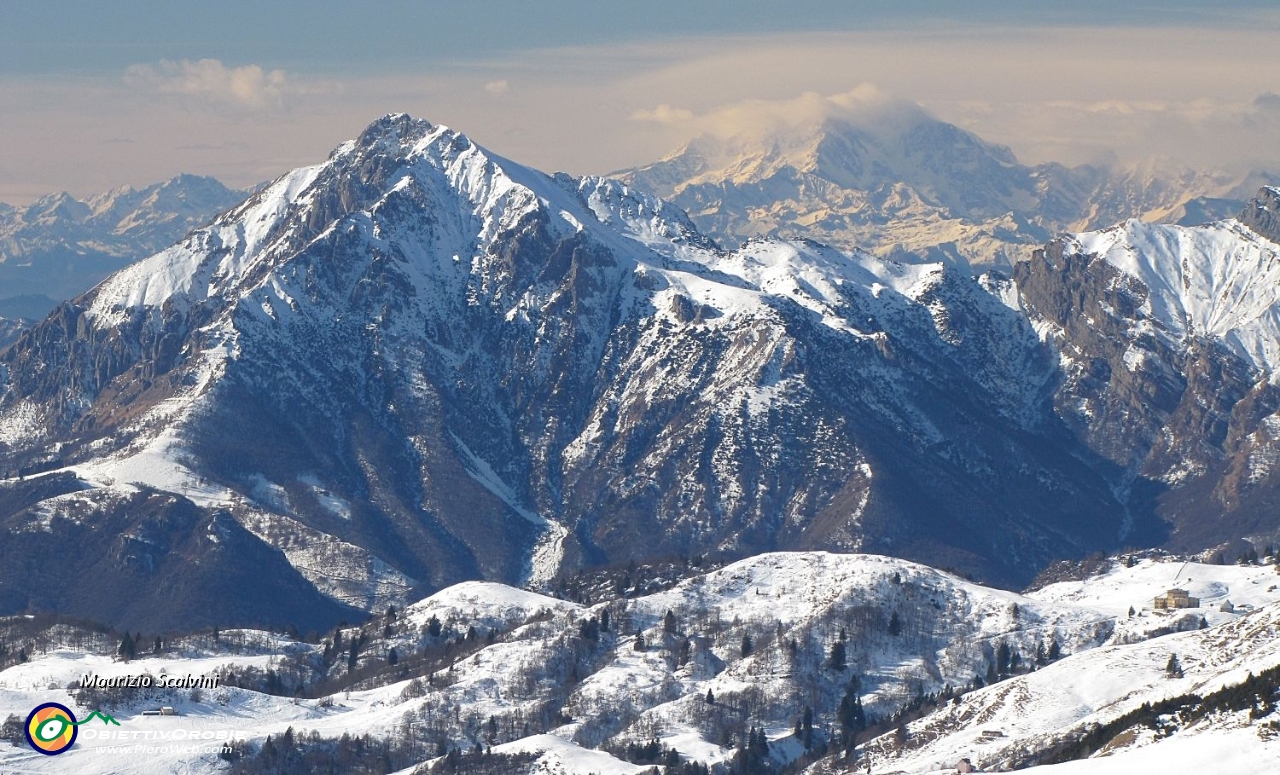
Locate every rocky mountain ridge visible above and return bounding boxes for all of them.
[1013,191,1280,550]
[0,116,1279,632]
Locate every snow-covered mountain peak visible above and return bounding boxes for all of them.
[9,112,1266,636]
[351,111,435,150]
[23,191,91,225]
[84,114,759,333]
[1065,215,1280,373]
[616,113,1065,267]
[85,116,575,321]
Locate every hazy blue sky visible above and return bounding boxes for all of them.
[3,2,1279,202]
[4,1,1276,74]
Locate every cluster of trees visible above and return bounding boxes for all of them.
[609,736,683,767]
[0,613,115,671]
[2,714,25,747]
[215,607,508,702]
[549,555,721,605]
[225,726,410,774]
[977,636,1062,686]
[731,727,774,774]
[71,672,192,712]
[425,748,541,774]
[116,631,168,660]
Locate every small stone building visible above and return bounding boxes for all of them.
[957,758,978,773]
[1153,588,1199,610]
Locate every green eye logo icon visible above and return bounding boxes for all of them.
[24,703,119,755]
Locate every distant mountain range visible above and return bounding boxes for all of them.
[4,115,1280,632]
[618,115,1279,268]
[0,175,245,321]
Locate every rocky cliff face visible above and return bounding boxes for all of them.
[1014,203,1280,549]
[1239,186,1280,242]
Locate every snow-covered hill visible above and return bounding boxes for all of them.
[2,553,1279,774]
[818,558,1280,774]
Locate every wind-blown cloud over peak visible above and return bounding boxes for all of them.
[629,85,948,169]
[631,85,932,145]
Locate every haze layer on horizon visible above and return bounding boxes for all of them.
[2,1,1279,204]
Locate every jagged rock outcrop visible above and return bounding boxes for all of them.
[1239,186,1280,242]
[0,318,24,350]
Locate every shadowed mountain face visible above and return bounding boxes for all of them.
[0,115,1275,631]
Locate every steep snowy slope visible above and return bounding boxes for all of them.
[1069,218,1280,373]
[838,582,1280,774]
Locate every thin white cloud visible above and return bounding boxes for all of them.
[942,95,1280,172]
[124,59,302,111]
[656,85,927,139]
[6,24,1280,204]
[629,103,693,124]
[483,79,510,97]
